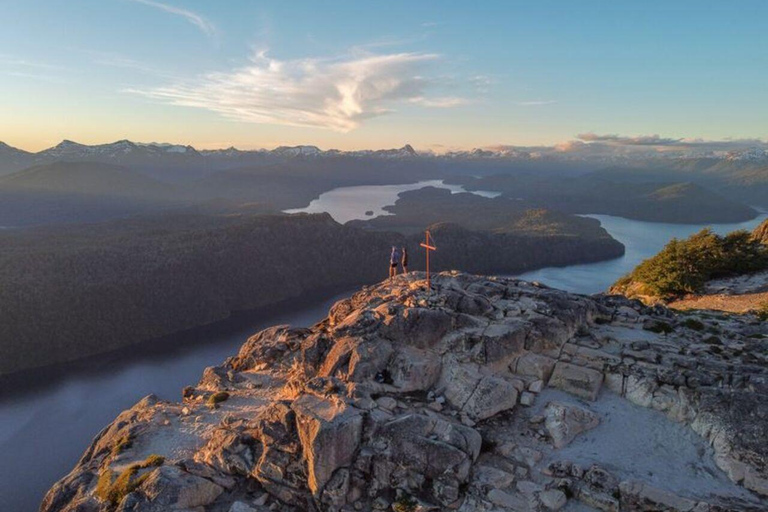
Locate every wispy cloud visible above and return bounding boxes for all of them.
[2,70,68,83]
[86,50,179,79]
[409,96,469,108]
[0,54,67,82]
[576,133,681,146]
[127,50,468,132]
[517,100,556,106]
[556,133,768,156]
[129,0,215,37]
[0,54,64,71]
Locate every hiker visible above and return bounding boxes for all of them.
[389,246,402,279]
[401,246,408,273]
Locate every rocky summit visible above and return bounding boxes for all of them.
[41,272,768,512]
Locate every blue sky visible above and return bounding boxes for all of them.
[1,0,766,151]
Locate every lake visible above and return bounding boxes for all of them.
[0,180,765,511]
[518,213,768,294]
[284,179,500,223]
[0,292,351,511]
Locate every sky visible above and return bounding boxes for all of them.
[1,0,766,152]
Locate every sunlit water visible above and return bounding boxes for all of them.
[517,213,767,294]
[0,292,350,511]
[284,179,500,223]
[0,182,764,510]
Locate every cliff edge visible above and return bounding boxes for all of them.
[42,273,768,512]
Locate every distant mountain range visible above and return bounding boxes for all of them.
[0,139,423,178]
[0,138,765,228]
[2,139,768,177]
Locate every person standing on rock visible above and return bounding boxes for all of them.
[390,246,402,279]
[401,246,409,274]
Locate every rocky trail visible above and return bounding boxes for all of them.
[41,272,768,512]
[670,271,768,314]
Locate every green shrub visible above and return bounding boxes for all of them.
[757,302,768,322]
[207,391,230,407]
[97,466,149,506]
[615,228,768,300]
[111,434,133,457]
[393,495,418,512]
[703,336,722,345]
[644,321,674,334]
[140,454,165,468]
[95,455,163,507]
[95,469,115,502]
[682,318,705,331]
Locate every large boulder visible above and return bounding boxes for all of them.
[291,395,364,497]
[548,362,603,401]
[125,465,224,511]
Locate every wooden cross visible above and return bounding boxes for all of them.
[419,230,437,289]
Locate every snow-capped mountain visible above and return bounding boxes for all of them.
[725,148,768,162]
[39,140,201,160]
[1,139,767,179]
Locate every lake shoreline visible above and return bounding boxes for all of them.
[0,283,358,399]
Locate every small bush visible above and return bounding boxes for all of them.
[393,495,418,512]
[111,434,133,457]
[140,454,165,468]
[95,469,115,502]
[207,391,230,407]
[703,336,722,345]
[682,318,705,331]
[644,321,674,334]
[757,302,768,322]
[96,455,163,507]
[97,466,150,506]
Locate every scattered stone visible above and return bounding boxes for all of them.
[544,401,600,448]
[520,391,535,406]
[540,488,568,510]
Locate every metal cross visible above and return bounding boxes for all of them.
[419,230,437,289]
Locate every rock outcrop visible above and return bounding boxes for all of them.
[753,219,768,245]
[41,273,768,512]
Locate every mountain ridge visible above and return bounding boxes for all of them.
[3,138,768,164]
[39,272,768,512]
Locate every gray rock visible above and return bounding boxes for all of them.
[545,401,600,449]
[292,395,363,496]
[548,362,603,401]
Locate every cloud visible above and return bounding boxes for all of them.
[576,133,682,146]
[0,54,67,82]
[517,100,556,106]
[2,70,68,83]
[553,134,768,157]
[130,0,215,36]
[128,50,467,131]
[409,96,469,108]
[86,50,179,79]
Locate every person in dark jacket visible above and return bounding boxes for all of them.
[389,246,402,279]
